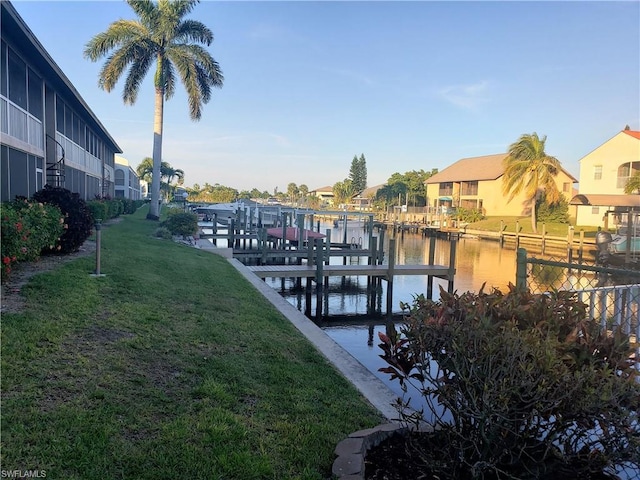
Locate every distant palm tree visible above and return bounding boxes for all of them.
[502,133,561,233]
[624,172,640,194]
[84,0,223,220]
[333,179,356,207]
[162,164,185,200]
[163,165,184,187]
[136,157,154,184]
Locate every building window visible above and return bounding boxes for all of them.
[439,182,453,196]
[27,68,43,120]
[56,96,65,135]
[460,181,478,196]
[8,48,27,110]
[617,161,640,189]
[65,107,72,141]
[591,206,599,214]
[115,169,125,186]
[563,182,571,193]
[594,165,602,180]
[1,40,8,97]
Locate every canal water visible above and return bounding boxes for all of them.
[264,219,525,317]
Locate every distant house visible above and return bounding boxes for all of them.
[425,153,577,217]
[114,155,142,200]
[570,130,640,228]
[1,1,121,202]
[352,184,384,211]
[310,185,334,206]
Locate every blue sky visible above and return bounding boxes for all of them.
[12,0,640,193]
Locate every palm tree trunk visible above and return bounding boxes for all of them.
[147,88,164,220]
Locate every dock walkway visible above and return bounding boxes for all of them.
[247,263,450,279]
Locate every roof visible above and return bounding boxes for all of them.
[355,184,385,198]
[579,130,640,162]
[1,1,121,153]
[570,194,640,208]
[623,130,640,140]
[426,152,578,184]
[425,154,509,184]
[312,186,334,193]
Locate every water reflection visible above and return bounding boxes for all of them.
[265,224,522,317]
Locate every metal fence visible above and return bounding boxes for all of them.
[516,248,640,361]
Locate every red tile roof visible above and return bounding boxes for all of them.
[623,130,640,140]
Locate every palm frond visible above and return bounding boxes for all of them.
[126,0,159,29]
[84,20,146,60]
[163,61,176,100]
[123,51,154,104]
[175,19,213,45]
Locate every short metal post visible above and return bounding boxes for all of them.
[95,220,101,274]
[91,219,105,277]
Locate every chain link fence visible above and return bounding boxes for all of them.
[516,248,640,365]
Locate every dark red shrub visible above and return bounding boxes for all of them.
[32,186,93,254]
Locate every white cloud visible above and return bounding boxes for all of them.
[438,81,490,110]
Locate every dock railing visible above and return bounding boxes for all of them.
[516,248,640,365]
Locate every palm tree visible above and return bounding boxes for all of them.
[136,157,154,184]
[333,179,356,207]
[84,0,223,220]
[161,164,184,200]
[624,172,640,194]
[286,182,299,205]
[502,133,562,233]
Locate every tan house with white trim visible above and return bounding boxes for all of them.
[571,130,640,228]
[310,185,334,206]
[425,153,577,217]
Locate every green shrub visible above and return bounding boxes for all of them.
[108,199,124,218]
[121,198,139,215]
[154,227,173,240]
[162,210,198,237]
[537,195,570,224]
[1,198,64,281]
[32,186,94,254]
[455,207,484,223]
[87,200,109,223]
[379,286,640,479]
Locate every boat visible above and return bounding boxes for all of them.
[608,225,640,255]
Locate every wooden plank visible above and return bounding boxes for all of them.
[247,264,451,279]
[232,248,373,259]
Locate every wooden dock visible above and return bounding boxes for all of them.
[196,206,457,317]
[247,263,451,279]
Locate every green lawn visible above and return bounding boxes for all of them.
[1,207,384,480]
[466,216,603,237]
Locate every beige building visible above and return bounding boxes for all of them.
[425,153,577,217]
[114,155,143,200]
[310,185,335,206]
[571,130,640,228]
[352,184,384,211]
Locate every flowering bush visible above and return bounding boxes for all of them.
[1,198,64,281]
[32,186,93,254]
